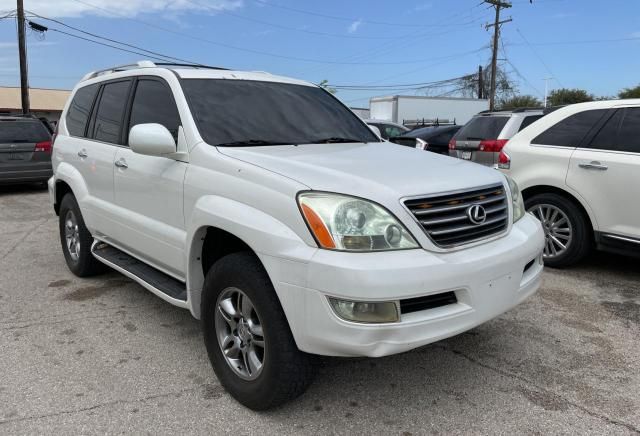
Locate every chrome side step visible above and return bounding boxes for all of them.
[91,241,189,308]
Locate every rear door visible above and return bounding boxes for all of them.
[112,77,187,278]
[451,115,509,165]
[68,80,131,236]
[0,119,51,178]
[567,106,640,238]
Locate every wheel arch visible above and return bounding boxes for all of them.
[185,195,313,321]
[522,184,596,234]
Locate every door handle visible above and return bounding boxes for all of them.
[578,161,608,171]
[77,149,88,158]
[114,158,128,169]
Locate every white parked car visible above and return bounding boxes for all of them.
[49,61,544,409]
[498,99,640,267]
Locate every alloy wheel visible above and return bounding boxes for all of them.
[528,204,572,259]
[64,210,81,261]
[214,287,266,380]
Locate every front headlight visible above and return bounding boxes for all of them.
[506,176,525,223]
[298,192,419,251]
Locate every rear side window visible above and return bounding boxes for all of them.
[532,109,607,147]
[93,80,131,144]
[128,79,181,142]
[589,108,640,153]
[616,108,640,153]
[455,116,509,140]
[0,120,50,143]
[518,115,543,132]
[66,84,99,137]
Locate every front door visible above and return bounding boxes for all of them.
[567,106,640,239]
[112,78,187,278]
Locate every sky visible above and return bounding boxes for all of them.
[0,0,639,107]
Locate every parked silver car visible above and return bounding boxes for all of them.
[449,108,544,166]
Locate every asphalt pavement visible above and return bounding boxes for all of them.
[0,185,638,435]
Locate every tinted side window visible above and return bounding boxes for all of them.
[66,84,98,137]
[129,79,181,142]
[518,115,543,132]
[382,125,405,139]
[617,108,640,153]
[588,110,623,151]
[93,81,131,144]
[532,109,607,147]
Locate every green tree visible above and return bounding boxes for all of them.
[318,79,336,95]
[618,84,640,99]
[499,95,542,110]
[547,88,594,106]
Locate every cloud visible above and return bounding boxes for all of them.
[347,19,362,34]
[632,31,640,38]
[23,0,244,18]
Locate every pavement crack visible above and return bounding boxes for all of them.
[0,385,211,425]
[437,345,640,434]
[0,217,51,262]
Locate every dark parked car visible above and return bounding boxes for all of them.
[390,125,461,155]
[0,115,53,185]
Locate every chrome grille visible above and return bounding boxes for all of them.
[404,184,509,247]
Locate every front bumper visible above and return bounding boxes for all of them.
[263,213,545,357]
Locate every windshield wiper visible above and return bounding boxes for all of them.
[215,139,290,147]
[312,137,365,144]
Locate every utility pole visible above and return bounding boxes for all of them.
[478,65,484,99]
[484,0,512,111]
[16,0,30,114]
[543,77,553,107]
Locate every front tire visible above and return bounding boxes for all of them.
[58,193,106,277]
[525,192,591,268]
[201,252,315,410]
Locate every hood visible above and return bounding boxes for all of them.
[217,142,505,201]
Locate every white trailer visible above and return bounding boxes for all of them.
[369,95,489,126]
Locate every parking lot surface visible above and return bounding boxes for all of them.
[0,186,638,435]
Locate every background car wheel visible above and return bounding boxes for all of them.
[58,193,107,277]
[525,192,591,268]
[201,252,315,410]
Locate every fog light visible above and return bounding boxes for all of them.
[328,298,399,323]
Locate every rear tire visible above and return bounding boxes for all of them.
[525,192,591,268]
[58,193,107,277]
[201,252,315,410]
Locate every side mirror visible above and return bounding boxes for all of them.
[129,123,176,157]
[368,124,382,138]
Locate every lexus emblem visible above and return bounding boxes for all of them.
[466,204,487,225]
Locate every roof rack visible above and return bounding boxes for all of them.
[81,60,229,82]
[511,107,544,113]
[153,62,229,71]
[81,61,156,81]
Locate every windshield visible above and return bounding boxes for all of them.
[454,116,509,141]
[181,79,379,146]
[0,120,51,143]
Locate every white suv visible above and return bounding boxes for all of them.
[49,61,544,409]
[499,100,640,267]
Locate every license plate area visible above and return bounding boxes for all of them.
[9,152,26,160]
[461,151,472,160]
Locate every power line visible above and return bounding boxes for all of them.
[25,12,202,65]
[184,0,427,40]
[249,0,478,28]
[58,0,490,66]
[46,27,182,63]
[515,27,564,87]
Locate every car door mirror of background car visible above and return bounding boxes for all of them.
[129,123,177,157]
